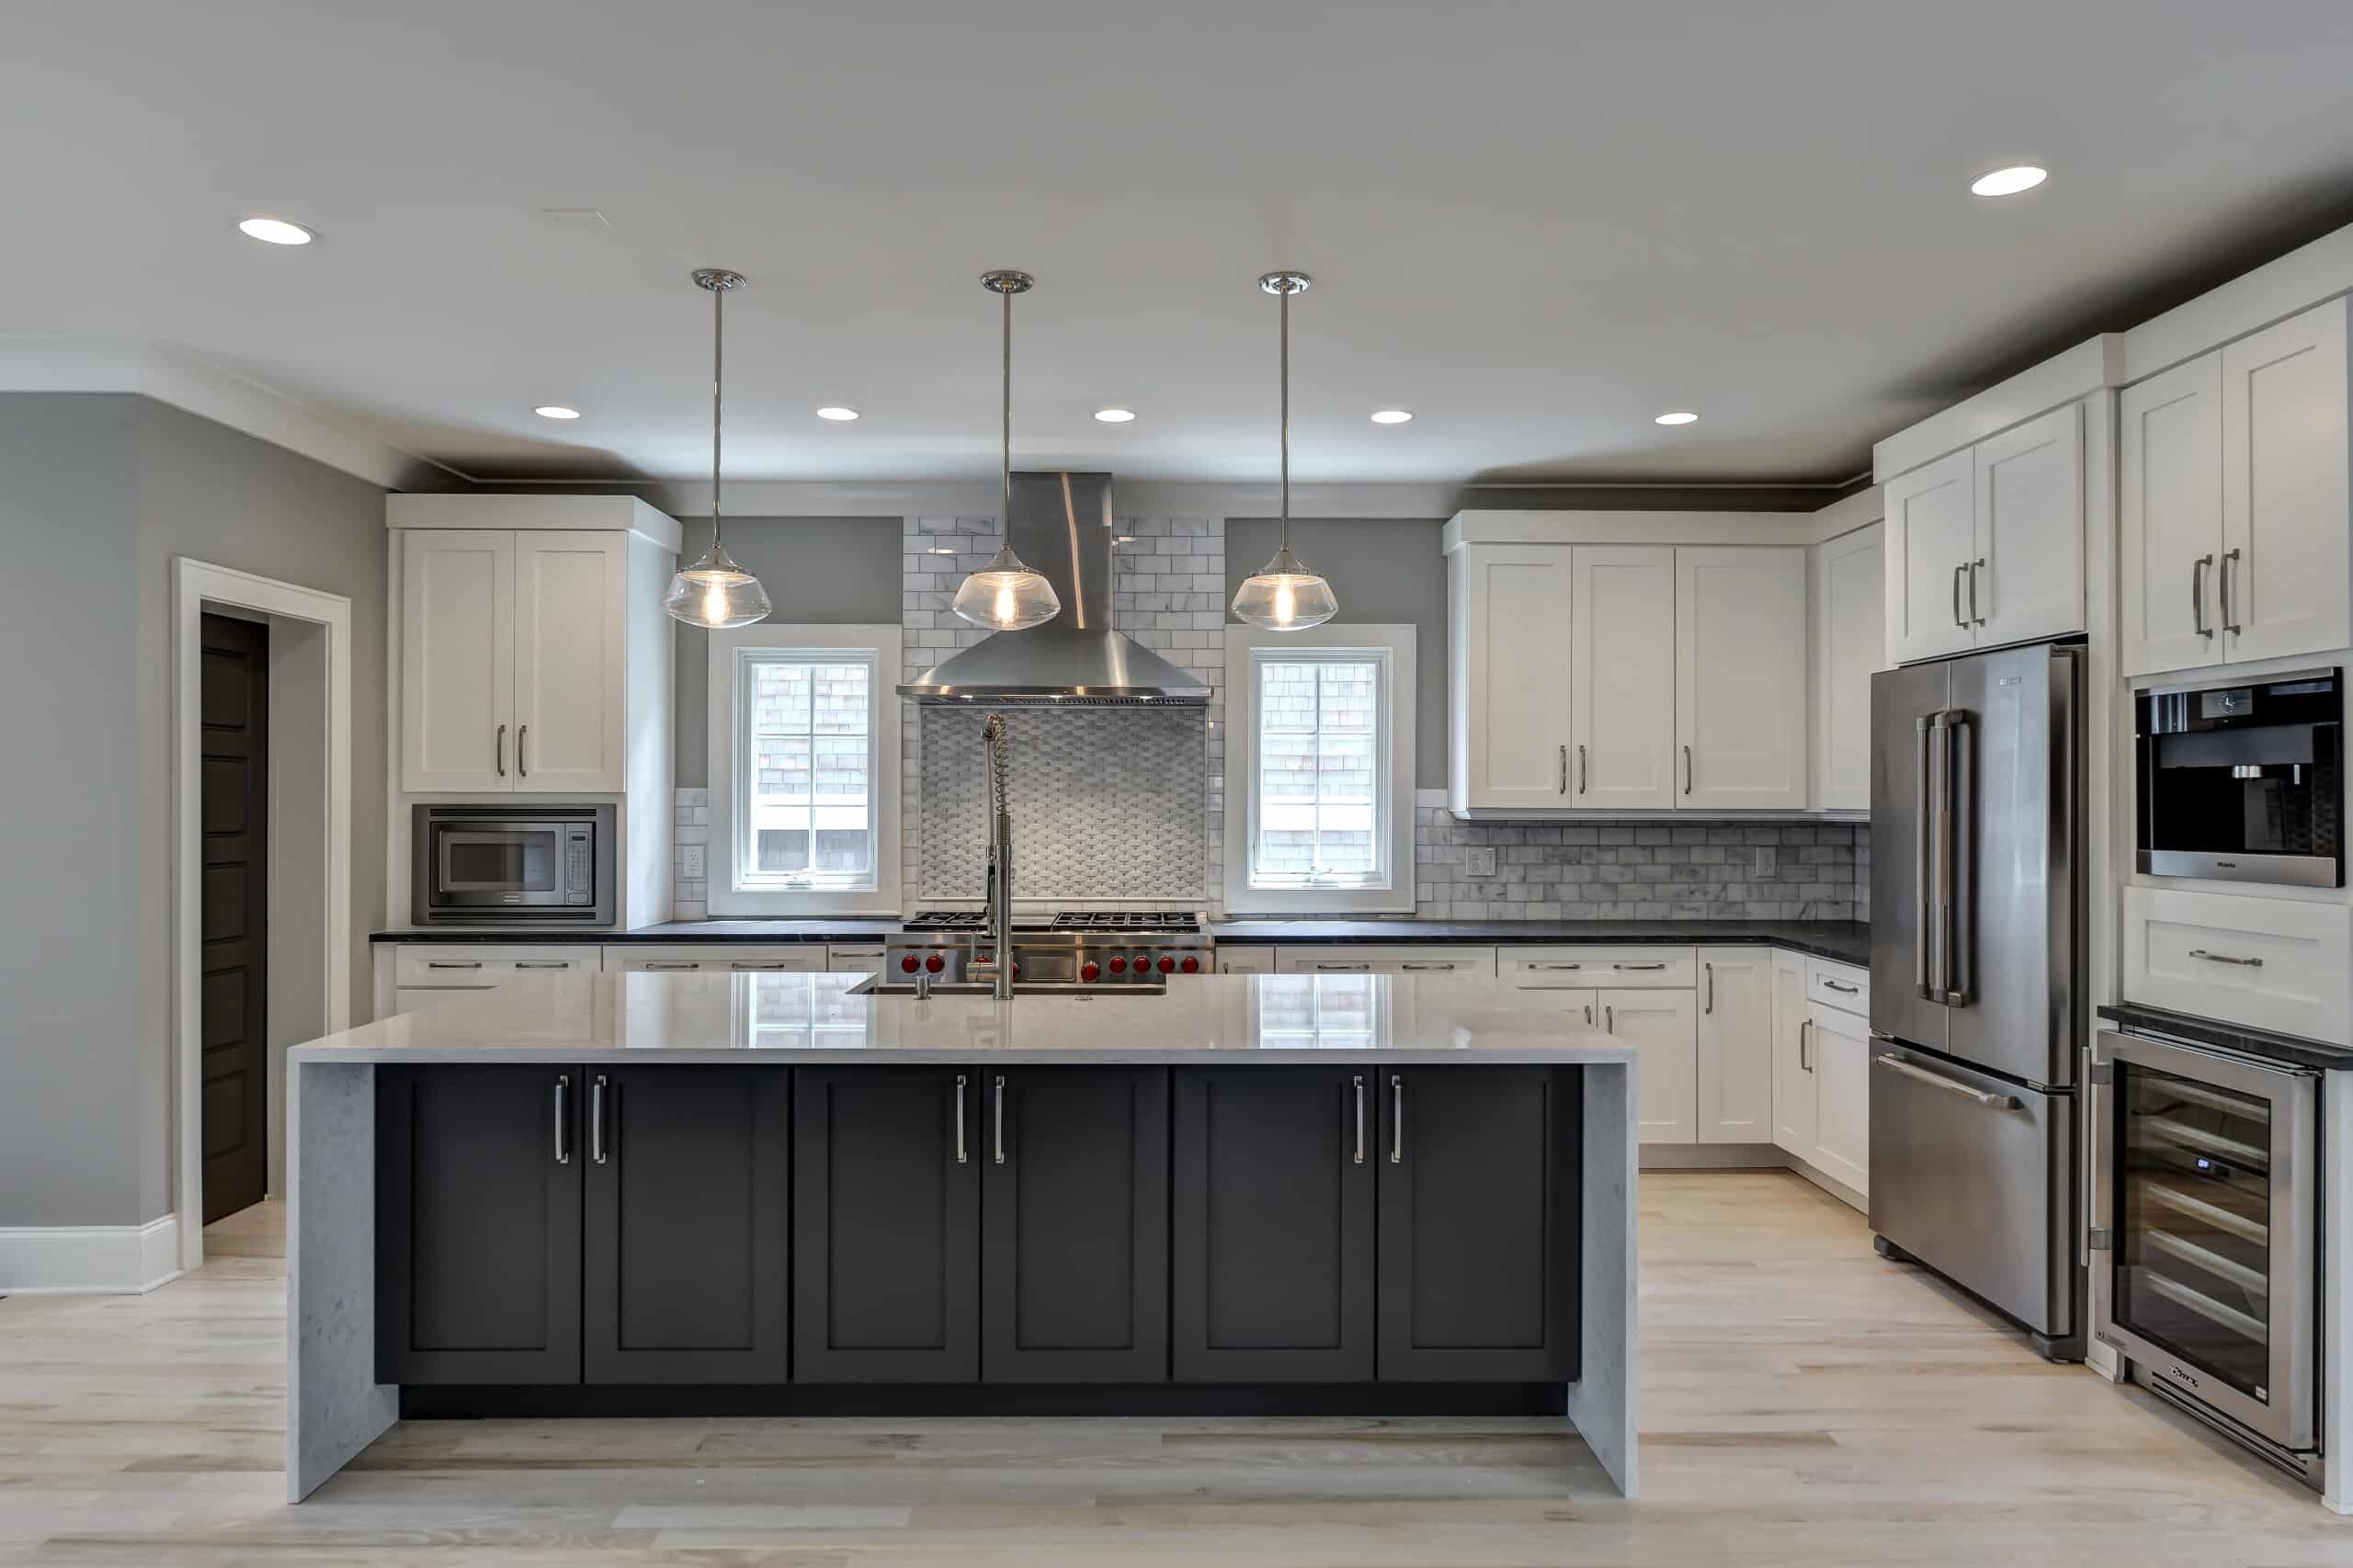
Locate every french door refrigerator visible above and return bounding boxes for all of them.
[1869,642,2086,1360]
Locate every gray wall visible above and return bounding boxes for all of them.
[1224,517,1449,787]
[671,517,904,788]
[0,394,388,1228]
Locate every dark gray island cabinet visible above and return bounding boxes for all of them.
[372,1062,1580,1394]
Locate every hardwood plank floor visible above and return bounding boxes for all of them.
[1,1174,2337,1565]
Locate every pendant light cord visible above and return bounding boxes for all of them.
[710,278,725,553]
[1279,278,1290,548]
[1001,281,1013,539]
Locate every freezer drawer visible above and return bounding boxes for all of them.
[1869,1043,2075,1338]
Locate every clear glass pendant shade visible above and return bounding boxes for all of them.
[663,539,772,629]
[951,543,1062,631]
[1230,543,1338,630]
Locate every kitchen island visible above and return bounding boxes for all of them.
[285,971,1640,1503]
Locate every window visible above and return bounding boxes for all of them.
[1223,623,1415,915]
[708,624,901,915]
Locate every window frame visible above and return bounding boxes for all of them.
[706,622,902,916]
[1222,622,1416,915]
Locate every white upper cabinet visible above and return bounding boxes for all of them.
[1811,524,1882,812]
[1570,545,1677,810]
[511,531,627,790]
[1449,544,1575,810]
[1882,450,1977,665]
[1676,547,1809,810]
[401,529,516,792]
[2122,296,2353,676]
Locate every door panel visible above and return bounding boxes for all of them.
[792,1068,979,1382]
[1869,660,1951,1056]
[982,1068,1169,1383]
[1453,545,1574,808]
[513,531,626,791]
[1377,1068,1577,1381]
[1172,1069,1375,1382]
[1603,987,1698,1145]
[1571,545,1676,809]
[1811,1006,1872,1195]
[1973,403,2085,646]
[199,613,267,1222]
[401,528,514,791]
[1676,547,1809,809]
[2223,299,2350,665]
[377,1065,582,1384]
[1697,949,1773,1142]
[1771,950,1815,1155]
[2120,355,2225,676]
[585,1068,789,1383]
[1883,450,1977,664]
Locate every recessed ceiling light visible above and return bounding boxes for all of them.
[1654,410,1699,426]
[1970,165,2048,197]
[237,216,314,245]
[1093,407,1137,423]
[815,406,860,421]
[534,405,581,420]
[1370,409,1414,424]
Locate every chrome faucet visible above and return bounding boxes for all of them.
[982,713,1015,1000]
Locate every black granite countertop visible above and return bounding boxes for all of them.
[370,921,902,945]
[1207,918,1871,967]
[2097,1003,2353,1072]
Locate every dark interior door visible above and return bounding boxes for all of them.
[585,1068,790,1383]
[199,612,268,1223]
[1377,1067,1579,1381]
[982,1067,1169,1383]
[377,1065,583,1384]
[792,1068,980,1382]
[1172,1067,1375,1382]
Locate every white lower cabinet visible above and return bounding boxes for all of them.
[823,943,892,975]
[1769,949,1814,1153]
[1804,1003,1871,1195]
[603,944,831,973]
[1598,987,1699,1145]
[1213,945,1275,975]
[1275,946,1497,977]
[2121,886,2352,1045]
[1696,948,1773,1142]
[381,944,598,1017]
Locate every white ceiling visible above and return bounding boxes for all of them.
[7,0,2353,487]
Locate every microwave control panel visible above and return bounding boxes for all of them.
[566,828,595,903]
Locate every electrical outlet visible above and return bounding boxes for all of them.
[681,844,707,881]
[1753,846,1776,877]
[1466,846,1498,878]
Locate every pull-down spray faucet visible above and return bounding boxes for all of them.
[982,714,1014,1000]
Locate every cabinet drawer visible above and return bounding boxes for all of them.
[1805,959,1870,1017]
[1276,946,1496,976]
[2123,887,2352,1045]
[605,944,829,973]
[1212,945,1275,974]
[392,945,597,986]
[1502,946,1694,988]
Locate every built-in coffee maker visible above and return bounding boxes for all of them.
[2137,670,2342,889]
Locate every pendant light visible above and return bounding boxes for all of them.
[662,267,773,630]
[950,269,1062,631]
[1231,270,1337,631]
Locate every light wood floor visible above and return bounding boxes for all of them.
[1,1173,2338,1566]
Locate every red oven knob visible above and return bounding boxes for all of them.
[1180,956,1200,973]
[1108,955,1128,974]
[1013,961,1022,979]
[900,954,919,973]
[1157,955,1176,974]
[1081,960,1100,982]
[925,953,945,973]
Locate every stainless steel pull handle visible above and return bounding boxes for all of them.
[1558,743,1568,795]
[553,1075,570,1165]
[642,961,698,971]
[517,724,529,778]
[730,960,792,971]
[1390,1074,1403,1165]
[590,1074,609,1164]
[954,1074,968,1165]
[2220,547,2242,635]
[1400,962,1456,971]
[425,960,483,970]
[1612,961,1666,971]
[2192,553,2214,639]
[1683,744,1693,796]
[1585,1001,1594,1026]
[1968,557,1986,627]
[2188,949,2265,968]
[1799,1020,1810,1074]
[1875,1052,2020,1109]
[1822,979,1860,994]
[1352,1074,1365,1165]
[1952,563,1967,629]
[993,1074,1006,1165]
[1606,1004,1616,1031]
[1313,961,1370,971]
[1527,961,1583,971]
[514,960,570,970]
[1704,961,1714,1014]
[1914,716,1932,997]
[495,722,506,778]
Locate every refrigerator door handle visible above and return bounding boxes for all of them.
[1915,714,1935,1000]
[1944,709,1972,1007]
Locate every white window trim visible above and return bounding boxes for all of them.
[707,623,902,916]
[1222,622,1415,915]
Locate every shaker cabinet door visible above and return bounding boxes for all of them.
[2222,297,2351,666]
[1882,451,1978,665]
[1697,949,1774,1143]
[2120,353,2226,676]
[1972,403,2085,648]
[399,529,515,792]
[512,530,628,791]
[1675,547,1809,810]
[1449,544,1575,809]
[1570,545,1677,809]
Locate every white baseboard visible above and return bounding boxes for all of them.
[0,1214,184,1295]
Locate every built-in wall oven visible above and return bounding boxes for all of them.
[412,804,614,924]
[2137,670,2342,888]
[2089,1028,2322,1480]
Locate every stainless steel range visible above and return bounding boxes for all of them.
[889,910,1215,989]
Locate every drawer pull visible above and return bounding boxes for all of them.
[1821,978,1861,994]
[1312,961,1370,971]
[1525,961,1584,971]
[2188,949,2265,969]
[642,960,698,971]
[1612,961,1666,971]
[730,960,793,971]
[1399,961,1457,971]
[424,960,483,970]
[513,960,571,971]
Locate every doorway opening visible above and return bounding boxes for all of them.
[199,612,269,1222]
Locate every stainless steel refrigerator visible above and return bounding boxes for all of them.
[1869,642,2086,1360]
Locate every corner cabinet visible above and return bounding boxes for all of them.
[1811,523,1883,811]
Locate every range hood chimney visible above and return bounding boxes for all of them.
[897,472,1211,706]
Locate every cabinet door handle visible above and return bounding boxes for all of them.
[1968,557,1986,627]
[1558,743,1568,795]
[517,723,529,778]
[1704,961,1714,1014]
[1585,1001,1594,1026]
[730,960,793,971]
[2188,949,2265,968]
[954,1074,968,1165]
[642,960,698,971]
[1612,961,1666,971]
[1352,1074,1365,1165]
[1683,744,1693,796]
[1822,978,1860,994]
[1312,961,1370,971]
[993,1074,1006,1165]
[1400,961,1457,971]
[1577,744,1587,796]
[513,960,570,971]
[1800,1019,1811,1073]
[495,722,506,778]
[425,960,483,970]
[2219,547,2242,635]
[1390,1074,1404,1165]
[589,1074,609,1165]
[1606,1004,1616,1032]
[1527,961,1584,971]
[1952,563,1967,630]
[552,1074,571,1165]
[2191,553,2214,639]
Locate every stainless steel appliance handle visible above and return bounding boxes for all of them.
[2188,949,2265,968]
[1613,961,1666,971]
[2191,553,2214,639]
[1946,710,1971,1005]
[2084,1063,2109,1267]
[1822,978,1859,994]
[1927,712,1958,1004]
[553,1074,570,1165]
[1952,562,1966,629]
[1875,1051,2019,1109]
[1915,716,1932,998]
[1969,557,1986,627]
[993,1074,1006,1165]
[1577,744,1587,795]
[590,1074,609,1164]
[495,722,506,778]
[1799,1019,1810,1073]
[2220,547,2242,635]
[517,724,529,778]
[1352,1074,1365,1165]
[1683,744,1694,796]
[1390,1074,1403,1164]
[1558,744,1568,795]
[425,960,483,970]
[954,1074,968,1165]
[1703,962,1714,1014]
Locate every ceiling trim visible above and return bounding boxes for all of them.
[0,338,459,492]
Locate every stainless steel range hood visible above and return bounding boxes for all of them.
[898,471,1211,706]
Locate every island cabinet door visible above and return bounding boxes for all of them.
[583,1068,790,1383]
[981,1067,1170,1383]
[376,1065,582,1384]
[1376,1067,1579,1382]
[1170,1068,1376,1382]
[791,1068,980,1382]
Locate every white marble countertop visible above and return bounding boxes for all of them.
[289,971,1638,1066]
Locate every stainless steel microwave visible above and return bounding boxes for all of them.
[2136,670,2341,888]
[412,804,614,924]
